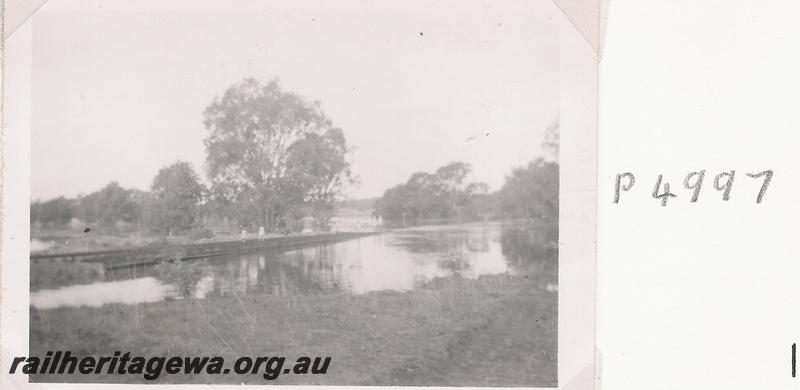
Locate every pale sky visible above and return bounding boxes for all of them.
[31,0,560,201]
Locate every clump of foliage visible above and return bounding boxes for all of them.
[373,162,490,224]
[497,159,558,222]
[31,78,357,236]
[31,182,145,231]
[154,248,207,298]
[30,197,75,227]
[143,161,205,236]
[374,117,560,225]
[203,78,352,232]
[77,182,144,228]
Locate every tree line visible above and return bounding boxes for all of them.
[32,78,558,234]
[32,78,352,235]
[373,118,559,225]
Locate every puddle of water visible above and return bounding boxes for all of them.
[30,277,177,309]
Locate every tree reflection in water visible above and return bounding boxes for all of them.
[31,221,558,309]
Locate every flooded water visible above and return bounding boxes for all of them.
[31,221,557,309]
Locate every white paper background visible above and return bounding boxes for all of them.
[598,0,800,389]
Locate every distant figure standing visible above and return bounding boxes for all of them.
[240,229,248,242]
[258,226,266,241]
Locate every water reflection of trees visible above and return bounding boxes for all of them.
[210,249,348,297]
[140,223,560,298]
[392,227,492,253]
[391,227,494,273]
[499,224,557,282]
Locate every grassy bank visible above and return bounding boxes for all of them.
[30,261,105,291]
[30,271,556,386]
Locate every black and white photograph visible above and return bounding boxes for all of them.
[16,1,800,390]
[4,0,597,387]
